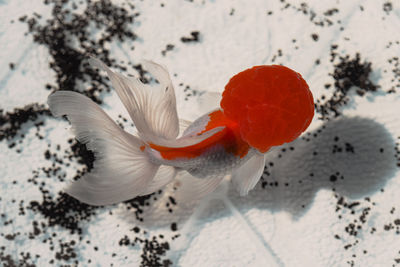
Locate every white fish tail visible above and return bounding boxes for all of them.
[48,90,176,206]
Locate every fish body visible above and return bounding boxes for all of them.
[48,58,314,205]
[145,109,256,178]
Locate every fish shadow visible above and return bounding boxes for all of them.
[231,116,398,219]
[119,116,398,228]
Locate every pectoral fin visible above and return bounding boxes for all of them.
[231,153,266,196]
[173,172,225,205]
[140,166,177,196]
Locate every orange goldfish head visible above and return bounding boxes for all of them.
[220,65,314,153]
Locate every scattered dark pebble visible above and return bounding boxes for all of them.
[28,192,97,234]
[180,31,200,43]
[140,236,171,267]
[22,0,139,105]
[161,44,175,56]
[0,104,50,142]
[383,2,393,15]
[315,52,378,120]
[170,223,177,231]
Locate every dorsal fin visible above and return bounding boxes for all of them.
[89,57,179,143]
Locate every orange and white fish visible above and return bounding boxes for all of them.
[48,58,314,206]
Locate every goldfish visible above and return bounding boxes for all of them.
[48,58,314,206]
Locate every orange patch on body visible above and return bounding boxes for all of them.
[149,110,250,160]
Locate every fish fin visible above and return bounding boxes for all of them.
[140,166,177,196]
[179,118,192,136]
[231,153,266,196]
[48,91,159,205]
[88,57,179,142]
[173,172,225,204]
[181,109,221,138]
[155,126,225,149]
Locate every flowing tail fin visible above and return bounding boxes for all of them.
[48,91,164,205]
